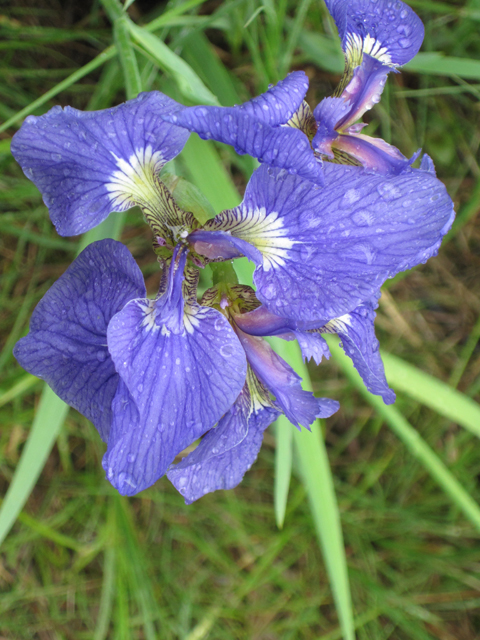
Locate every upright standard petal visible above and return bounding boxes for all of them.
[13,240,146,441]
[193,163,454,324]
[104,251,247,496]
[325,0,424,67]
[313,57,417,175]
[167,383,279,504]
[11,92,190,236]
[163,73,324,186]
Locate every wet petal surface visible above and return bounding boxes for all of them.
[167,385,279,504]
[13,240,146,441]
[104,272,247,495]
[11,92,189,236]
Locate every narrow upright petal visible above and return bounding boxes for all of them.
[13,240,146,441]
[196,163,454,324]
[325,0,424,67]
[167,383,279,504]
[313,56,416,175]
[104,252,247,496]
[11,92,189,236]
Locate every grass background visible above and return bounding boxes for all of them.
[1,0,480,638]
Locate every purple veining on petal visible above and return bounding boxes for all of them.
[104,255,247,496]
[167,384,279,504]
[11,92,189,236]
[13,240,146,441]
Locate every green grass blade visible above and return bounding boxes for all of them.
[126,21,218,105]
[325,335,480,532]
[100,0,142,99]
[271,337,355,640]
[113,16,142,98]
[0,385,69,548]
[274,414,293,529]
[405,52,480,79]
[180,135,240,211]
[0,46,116,133]
[381,352,480,438]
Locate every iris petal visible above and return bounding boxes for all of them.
[237,329,339,429]
[11,92,189,236]
[163,72,324,186]
[325,0,424,67]
[323,297,395,404]
[198,163,454,324]
[104,264,247,496]
[13,240,146,441]
[167,385,279,504]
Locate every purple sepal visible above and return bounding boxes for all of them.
[329,298,395,404]
[225,164,454,324]
[11,92,189,236]
[235,71,310,126]
[104,258,247,496]
[237,329,339,429]
[167,108,323,186]
[13,240,146,441]
[325,0,424,67]
[167,385,279,504]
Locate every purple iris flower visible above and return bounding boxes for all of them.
[14,240,338,501]
[161,0,424,179]
[10,91,190,236]
[186,159,454,405]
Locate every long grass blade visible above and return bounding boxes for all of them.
[270,337,355,640]
[127,21,218,105]
[0,385,69,547]
[274,414,293,529]
[325,336,480,532]
[381,352,480,438]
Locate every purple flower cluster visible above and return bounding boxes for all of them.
[11,0,454,502]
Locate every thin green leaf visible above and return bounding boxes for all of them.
[113,16,142,98]
[0,385,69,548]
[0,374,39,409]
[325,335,480,532]
[126,21,218,105]
[271,337,355,640]
[405,52,480,79]
[0,46,116,133]
[274,414,293,529]
[381,352,480,438]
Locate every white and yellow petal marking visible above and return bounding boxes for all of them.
[345,32,393,67]
[105,145,165,210]
[324,314,353,334]
[229,206,297,271]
